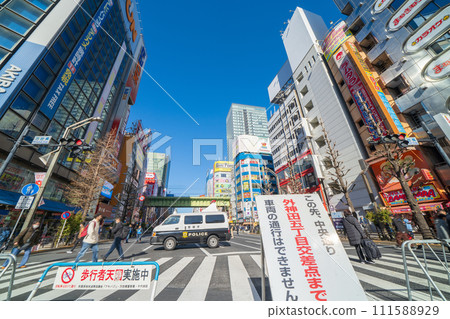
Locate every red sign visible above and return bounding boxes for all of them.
[96,203,113,218]
[61,268,75,284]
[139,195,145,202]
[61,211,71,220]
[381,183,442,206]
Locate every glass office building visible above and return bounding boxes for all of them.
[0,0,146,224]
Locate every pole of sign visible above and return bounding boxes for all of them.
[1,209,25,252]
[261,238,266,301]
[20,117,101,233]
[56,218,67,248]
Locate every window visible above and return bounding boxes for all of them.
[8,0,44,22]
[341,2,354,16]
[358,119,365,127]
[0,25,21,50]
[34,61,54,87]
[31,112,49,129]
[10,92,37,119]
[44,49,62,71]
[315,136,326,148]
[349,18,365,36]
[430,33,450,55]
[26,0,53,11]
[300,85,309,97]
[297,72,304,82]
[163,215,180,225]
[371,51,394,74]
[206,215,225,224]
[23,76,46,103]
[0,9,33,35]
[304,100,314,112]
[359,33,378,53]
[185,215,203,224]
[0,110,25,138]
[386,75,410,99]
[389,0,405,11]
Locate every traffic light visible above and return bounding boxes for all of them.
[367,134,409,147]
[69,139,84,158]
[59,138,82,147]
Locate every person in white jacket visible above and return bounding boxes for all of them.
[75,214,103,263]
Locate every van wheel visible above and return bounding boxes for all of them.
[164,237,177,251]
[207,235,219,248]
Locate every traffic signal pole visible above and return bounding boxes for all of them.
[20,117,101,233]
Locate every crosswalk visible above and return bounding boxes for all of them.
[0,247,448,301]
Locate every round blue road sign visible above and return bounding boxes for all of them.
[61,211,71,220]
[21,183,40,196]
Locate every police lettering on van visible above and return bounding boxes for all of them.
[151,212,230,251]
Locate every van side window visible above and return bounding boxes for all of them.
[163,216,180,225]
[185,215,203,224]
[205,215,225,224]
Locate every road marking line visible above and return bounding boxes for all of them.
[143,245,153,251]
[155,257,195,296]
[212,251,259,256]
[231,241,260,250]
[229,255,260,301]
[195,244,212,256]
[178,256,216,301]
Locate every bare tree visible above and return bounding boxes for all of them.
[65,131,118,220]
[319,119,356,213]
[356,92,433,239]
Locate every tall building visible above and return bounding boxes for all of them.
[212,161,233,197]
[0,0,146,228]
[146,152,171,196]
[268,7,380,216]
[324,0,449,216]
[233,135,277,224]
[205,169,214,197]
[226,103,269,161]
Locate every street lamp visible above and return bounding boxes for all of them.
[20,117,102,232]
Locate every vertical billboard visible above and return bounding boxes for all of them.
[119,0,142,56]
[333,46,387,138]
[125,37,147,104]
[345,42,406,134]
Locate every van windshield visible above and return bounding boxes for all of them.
[162,215,180,225]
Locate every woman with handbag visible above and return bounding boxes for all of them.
[2,220,41,269]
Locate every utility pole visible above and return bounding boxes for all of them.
[20,117,101,232]
[0,126,29,178]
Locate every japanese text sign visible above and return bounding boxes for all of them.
[255,194,367,301]
[53,265,152,290]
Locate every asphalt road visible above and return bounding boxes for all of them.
[0,233,448,301]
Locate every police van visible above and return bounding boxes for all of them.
[150,211,231,250]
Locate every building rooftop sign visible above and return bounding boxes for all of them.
[255,194,367,301]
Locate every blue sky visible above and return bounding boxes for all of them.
[128,0,343,196]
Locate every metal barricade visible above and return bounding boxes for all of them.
[27,261,160,301]
[401,239,450,301]
[0,253,17,301]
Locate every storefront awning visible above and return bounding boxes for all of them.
[0,189,79,213]
[390,202,444,214]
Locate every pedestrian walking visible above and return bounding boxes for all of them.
[66,222,86,254]
[403,215,414,239]
[74,214,103,263]
[0,222,11,250]
[392,214,409,248]
[342,210,374,264]
[435,211,450,252]
[236,225,240,235]
[2,220,42,269]
[102,217,125,261]
[136,225,143,243]
[125,224,133,243]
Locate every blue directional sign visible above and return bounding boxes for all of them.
[21,183,40,196]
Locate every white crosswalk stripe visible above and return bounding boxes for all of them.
[178,256,216,301]
[2,247,449,301]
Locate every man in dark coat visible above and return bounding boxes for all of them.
[102,217,124,261]
[392,215,409,248]
[342,210,374,264]
[2,220,41,268]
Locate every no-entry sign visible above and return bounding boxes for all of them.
[139,195,145,201]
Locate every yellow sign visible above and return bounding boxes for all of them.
[182,232,188,238]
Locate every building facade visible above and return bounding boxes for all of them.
[226,103,270,161]
[232,135,277,224]
[324,0,449,216]
[268,7,380,216]
[0,0,145,229]
[212,161,233,198]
